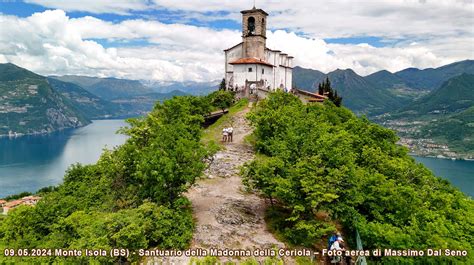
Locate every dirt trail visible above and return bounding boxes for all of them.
[152,104,288,264]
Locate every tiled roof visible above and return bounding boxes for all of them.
[294,88,328,100]
[229,58,274,67]
[4,200,23,208]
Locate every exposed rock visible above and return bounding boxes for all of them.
[215,199,259,225]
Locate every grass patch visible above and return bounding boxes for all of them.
[243,133,256,147]
[202,98,249,145]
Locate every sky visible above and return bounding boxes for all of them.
[0,0,473,82]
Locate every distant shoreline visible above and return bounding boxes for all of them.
[0,118,129,139]
[409,152,474,161]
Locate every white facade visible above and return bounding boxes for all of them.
[224,7,293,93]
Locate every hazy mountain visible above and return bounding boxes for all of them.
[399,73,474,115]
[141,80,219,96]
[51,75,154,100]
[394,60,474,90]
[110,90,189,116]
[0,63,89,136]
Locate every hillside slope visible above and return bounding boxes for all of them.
[292,66,325,89]
[0,63,90,135]
[378,74,474,158]
[47,77,123,119]
[0,63,89,136]
[420,106,474,154]
[400,73,474,115]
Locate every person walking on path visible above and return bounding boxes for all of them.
[222,128,228,142]
[227,126,234,142]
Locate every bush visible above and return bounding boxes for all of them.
[0,94,226,263]
[243,91,474,264]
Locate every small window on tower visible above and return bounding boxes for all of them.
[248,67,253,72]
[262,68,265,74]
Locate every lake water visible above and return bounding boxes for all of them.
[413,156,474,197]
[0,121,473,198]
[0,120,128,198]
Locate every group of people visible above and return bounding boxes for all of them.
[328,232,352,264]
[222,126,234,142]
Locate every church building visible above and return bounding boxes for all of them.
[224,7,293,95]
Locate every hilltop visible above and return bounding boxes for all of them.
[0,92,472,264]
[46,77,123,119]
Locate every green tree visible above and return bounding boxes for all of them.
[318,77,343,107]
[242,91,474,263]
[219,78,226,90]
[0,94,222,263]
[207,90,234,112]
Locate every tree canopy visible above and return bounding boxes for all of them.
[0,93,233,263]
[242,91,473,264]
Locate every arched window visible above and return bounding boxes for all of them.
[248,17,255,35]
[261,18,265,28]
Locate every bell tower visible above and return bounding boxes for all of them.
[241,7,268,60]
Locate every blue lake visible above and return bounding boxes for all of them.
[0,120,128,198]
[0,120,473,198]
[413,156,473,197]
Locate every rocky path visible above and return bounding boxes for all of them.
[153,105,288,264]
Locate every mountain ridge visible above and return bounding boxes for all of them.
[51,75,154,100]
[292,59,474,115]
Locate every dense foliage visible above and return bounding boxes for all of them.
[208,90,235,111]
[242,92,473,264]
[0,93,231,263]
